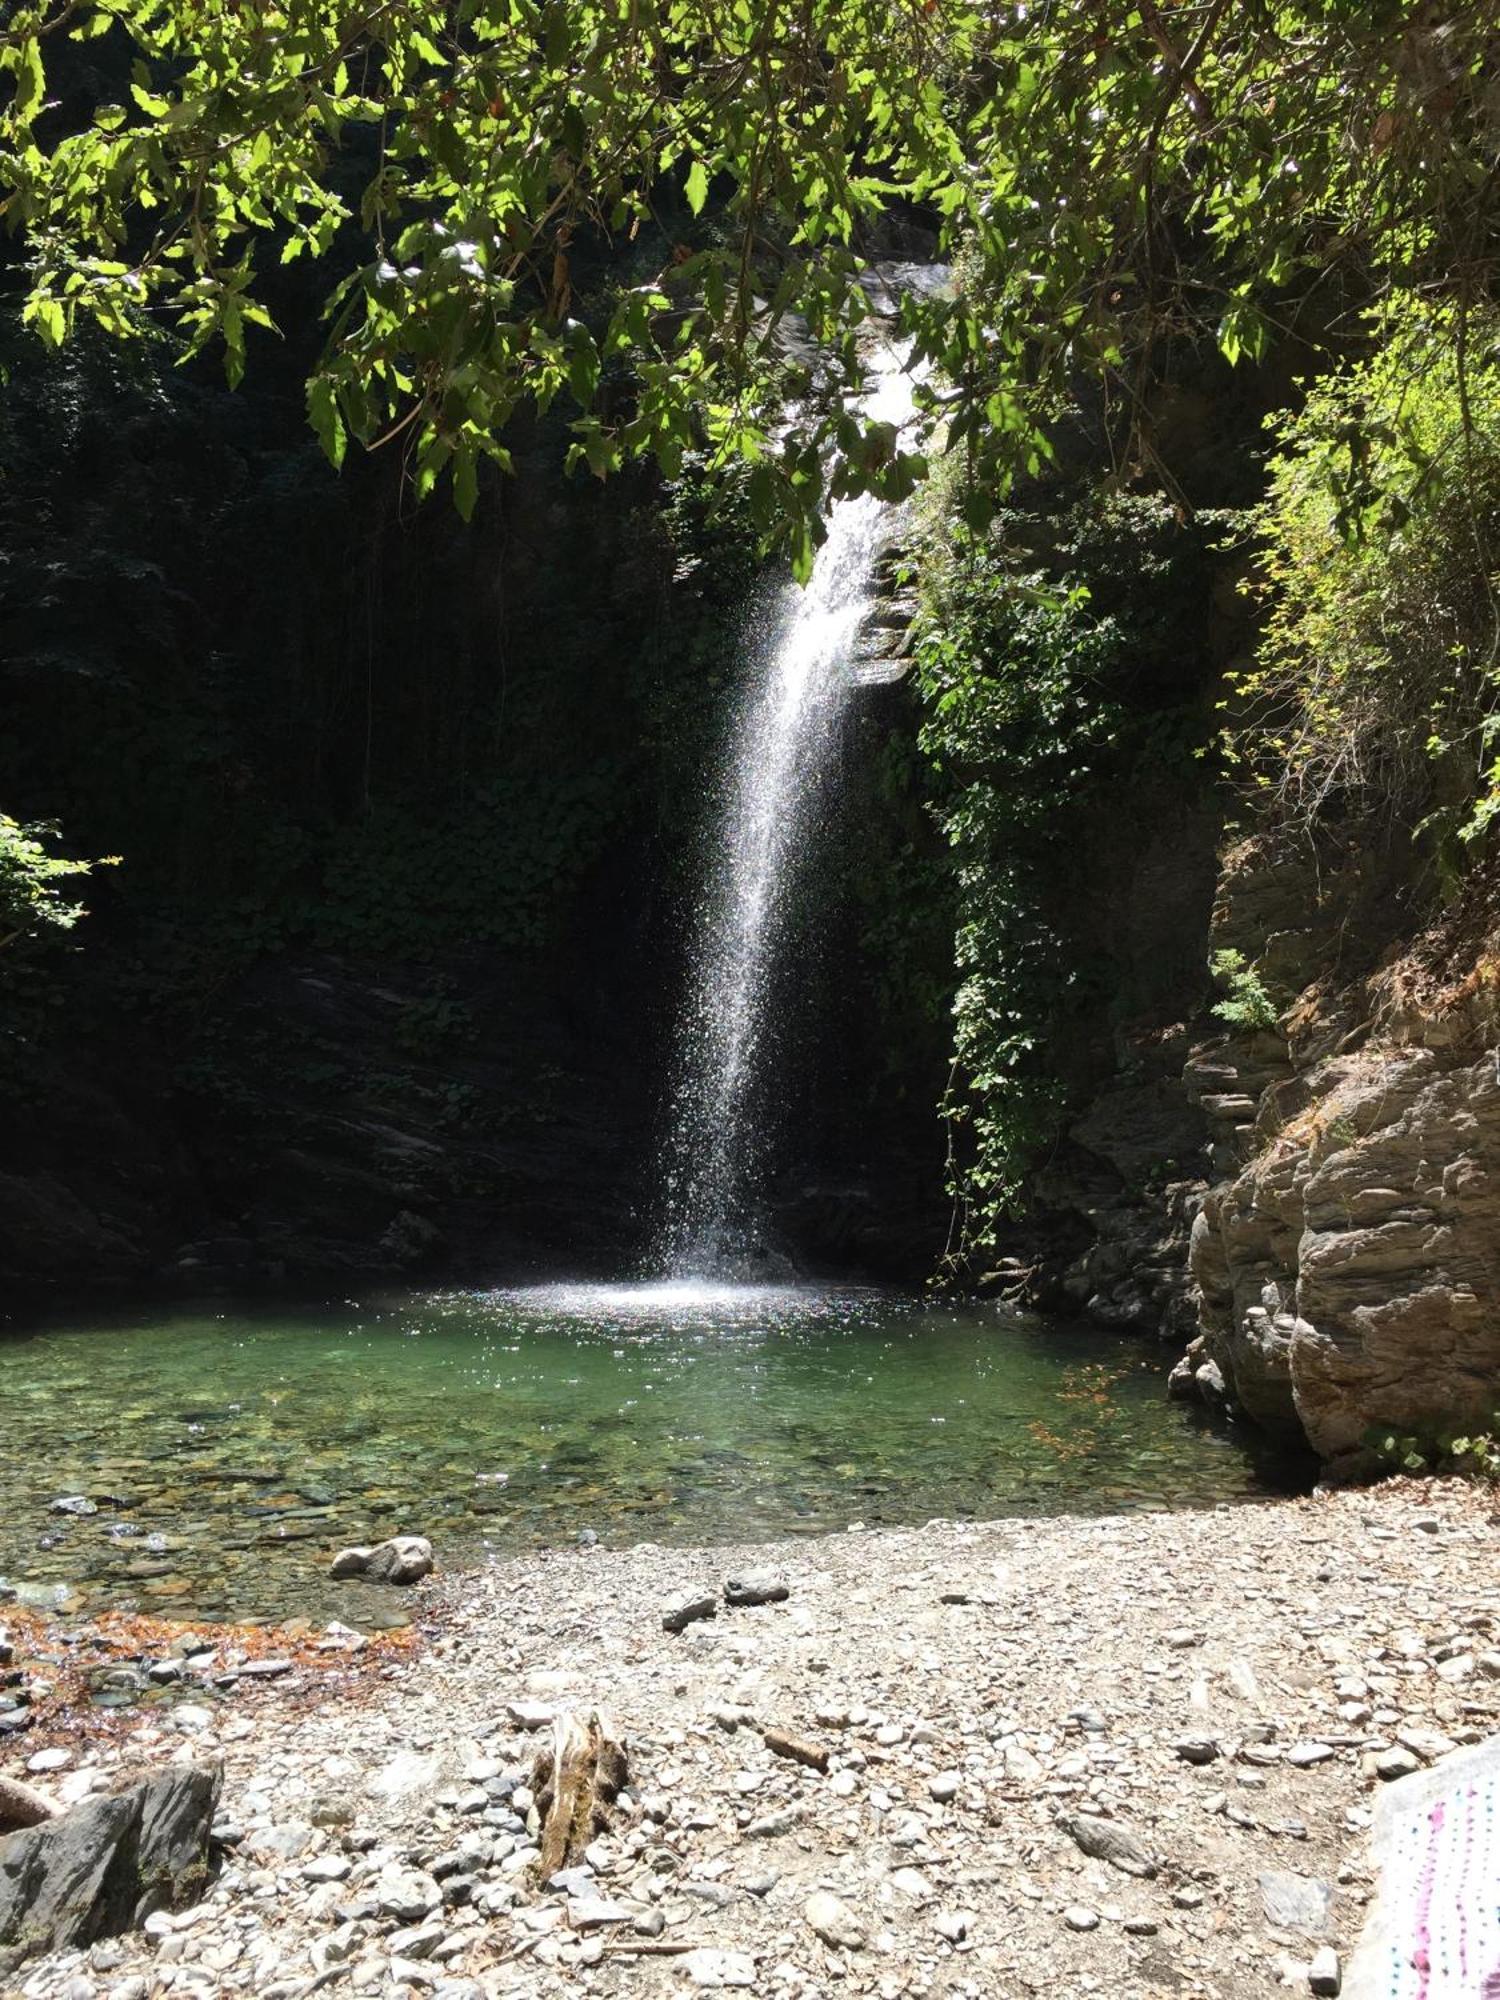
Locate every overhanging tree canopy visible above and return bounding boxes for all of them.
[2,1,1496,561]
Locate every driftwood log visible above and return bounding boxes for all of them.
[763,1728,830,1774]
[529,1709,628,1878]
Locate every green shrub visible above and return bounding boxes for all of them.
[1368,1424,1500,1483]
[1208,948,1279,1031]
[1228,296,1500,850]
[0,812,106,952]
[915,551,1119,1242]
[912,485,1223,1262]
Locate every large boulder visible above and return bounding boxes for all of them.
[0,1762,220,1970]
[1191,1045,1500,1467]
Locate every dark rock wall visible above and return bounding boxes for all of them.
[0,319,685,1292]
[0,318,951,1296]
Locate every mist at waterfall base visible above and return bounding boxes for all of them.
[654,354,921,1284]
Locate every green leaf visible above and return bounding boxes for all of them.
[12,38,44,120]
[129,80,171,117]
[684,159,709,217]
[452,441,478,521]
[24,296,65,348]
[307,378,346,469]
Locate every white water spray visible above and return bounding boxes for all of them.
[660,347,921,1278]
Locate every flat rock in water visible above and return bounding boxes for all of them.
[329,1535,433,1584]
[0,1763,220,1969]
[366,1535,434,1584]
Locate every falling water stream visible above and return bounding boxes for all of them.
[660,348,920,1277]
[0,312,1301,1632]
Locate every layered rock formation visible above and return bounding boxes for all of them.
[1171,829,1500,1468]
[1043,807,1500,1470]
[1191,1040,1500,1470]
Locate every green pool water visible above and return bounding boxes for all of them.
[0,1283,1297,1624]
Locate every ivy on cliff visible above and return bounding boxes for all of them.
[914,489,1233,1261]
[916,541,1123,1249]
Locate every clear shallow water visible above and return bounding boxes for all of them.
[0,1285,1297,1624]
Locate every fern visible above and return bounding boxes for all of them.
[1209,948,1279,1031]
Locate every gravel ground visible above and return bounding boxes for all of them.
[5,1480,1498,2000]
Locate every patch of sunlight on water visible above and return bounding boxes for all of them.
[491,1280,823,1321]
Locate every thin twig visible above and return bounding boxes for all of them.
[599,1939,700,1958]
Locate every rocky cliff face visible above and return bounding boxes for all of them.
[1162,837,1500,1470]
[1190,1038,1500,1470]
[1184,936,1500,1472]
[0,313,948,1300]
[1035,796,1500,1470]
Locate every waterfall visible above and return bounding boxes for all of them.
[659,346,920,1279]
